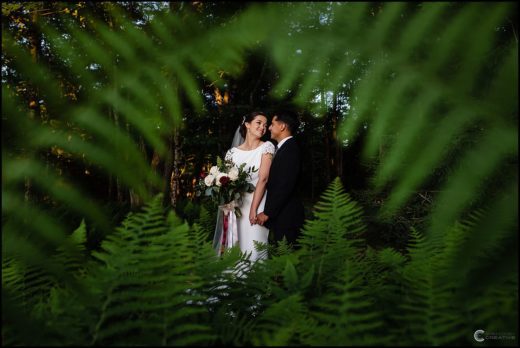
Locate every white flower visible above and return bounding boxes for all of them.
[228,167,239,181]
[204,174,215,187]
[215,173,229,186]
[209,166,219,175]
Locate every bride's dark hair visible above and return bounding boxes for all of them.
[239,111,268,138]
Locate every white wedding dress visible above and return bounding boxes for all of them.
[225,141,275,262]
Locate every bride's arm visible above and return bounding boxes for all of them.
[249,153,272,225]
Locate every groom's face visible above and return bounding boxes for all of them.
[269,116,283,141]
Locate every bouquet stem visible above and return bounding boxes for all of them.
[213,201,239,256]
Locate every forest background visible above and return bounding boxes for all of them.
[2,2,518,346]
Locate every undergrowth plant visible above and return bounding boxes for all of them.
[3,179,516,345]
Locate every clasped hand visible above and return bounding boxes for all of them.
[249,211,257,225]
[249,212,269,226]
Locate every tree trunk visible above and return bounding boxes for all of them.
[309,119,315,202]
[25,5,42,204]
[113,110,124,204]
[108,172,113,200]
[128,129,144,208]
[167,1,188,209]
[322,90,331,184]
[333,91,342,179]
[106,9,125,205]
[170,126,181,208]
[162,133,173,205]
[150,144,162,201]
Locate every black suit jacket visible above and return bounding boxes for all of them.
[264,137,305,242]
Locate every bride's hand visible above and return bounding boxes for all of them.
[249,211,257,225]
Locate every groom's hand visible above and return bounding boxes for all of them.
[256,213,269,226]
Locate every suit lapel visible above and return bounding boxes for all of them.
[274,138,293,159]
[270,138,293,184]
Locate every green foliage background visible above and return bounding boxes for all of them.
[2,2,517,346]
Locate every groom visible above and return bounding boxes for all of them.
[256,110,305,247]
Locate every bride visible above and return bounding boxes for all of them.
[224,111,275,261]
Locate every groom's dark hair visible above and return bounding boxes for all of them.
[274,110,300,135]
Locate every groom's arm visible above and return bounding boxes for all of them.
[263,145,301,220]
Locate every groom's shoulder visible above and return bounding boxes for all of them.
[288,136,301,148]
[280,138,301,157]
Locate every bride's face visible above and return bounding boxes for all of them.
[246,115,268,139]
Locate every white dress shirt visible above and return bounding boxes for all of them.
[276,136,293,150]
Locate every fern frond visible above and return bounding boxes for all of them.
[468,275,518,336]
[84,195,216,345]
[394,211,515,345]
[194,204,218,241]
[298,177,366,292]
[3,3,516,345]
[428,126,517,237]
[250,294,310,346]
[307,260,386,346]
[265,3,517,254]
[2,258,54,311]
[1,287,55,346]
[2,218,90,310]
[2,6,289,319]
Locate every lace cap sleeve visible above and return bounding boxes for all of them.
[225,148,234,162]
[262,142,276,156]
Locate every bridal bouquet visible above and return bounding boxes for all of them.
[196,156,256,255]
[195,156,256,217]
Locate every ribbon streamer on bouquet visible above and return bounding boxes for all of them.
[212,201,239,256]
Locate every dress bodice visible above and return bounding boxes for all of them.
[225,141,275,186]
